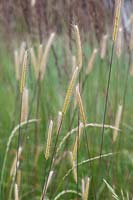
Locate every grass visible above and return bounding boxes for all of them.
[0,32,133,200]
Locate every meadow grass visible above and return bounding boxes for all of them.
[0,32,132,200]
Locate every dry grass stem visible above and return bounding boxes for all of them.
[56,111,63,134]
[45,120,53,160]
[19,42,26,65]
[100,34,108,59]
[113,104,123,143]
[40,170,54,200]
[54,190,82,200]
[40,33,55,80]
[30,48,37,78]
[86,49,98,75]
[20,87,29,122]
[82,177,90,200]
[63,152,114,180]
[69,152,77,183]
[72,55,76,72]
[10,147,22,177]
[14,183,19,200]
[17,170,21,189]
[56,123,120,155]
[116,27,122,57]
[72,122,83,161]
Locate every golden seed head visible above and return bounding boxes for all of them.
[62,67,79,116]
[73,25,82,69]
[112,0,122,42]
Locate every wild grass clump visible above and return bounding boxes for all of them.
[0,2,132,200]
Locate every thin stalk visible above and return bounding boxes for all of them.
[76,112,80,200]
[34,72,41,154]
[98,42,115,177]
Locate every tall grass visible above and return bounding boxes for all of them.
[0,5,133,200]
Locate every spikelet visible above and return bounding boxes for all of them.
[45,120,53,160]
[69,151,77,183]
[62,67,78,116]
[112,0,122,42]
[72,122,83,161]
[100,34,108,59]
[116,27,123,57]
[30,47,37,78]
[40,33,55,80]
[56,111,63,134]
[20,51,28,94]
[130,15,133,51]
[86,49,98,75]
[113,104,123,143]
[20,87,28,122]
[14,183,19,200]
[73,25,82,69]
[76,85,86,124]
[82,177,90,200]
[14,50,20,80]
